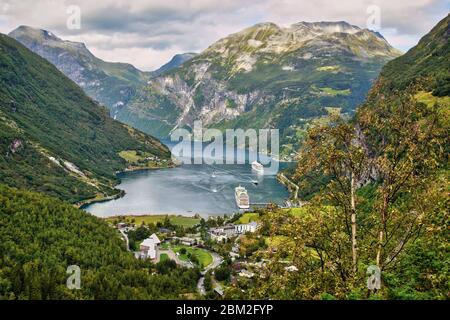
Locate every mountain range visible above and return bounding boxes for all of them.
[0,33,171,203]
[10,22,402,158]
[0,12,448,301]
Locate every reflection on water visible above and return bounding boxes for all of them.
[84,142,291,217]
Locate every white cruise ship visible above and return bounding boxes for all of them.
[235,186,250,210]
[251,161,264,175]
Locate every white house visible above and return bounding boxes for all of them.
[139,234,161,260]
[150,233,161,245]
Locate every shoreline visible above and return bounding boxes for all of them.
[277,172,299,201]
[77,161,179,209]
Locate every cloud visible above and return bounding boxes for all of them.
[0,0,448,70]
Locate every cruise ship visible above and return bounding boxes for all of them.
[251,161,264,175]
[235,186,250,210]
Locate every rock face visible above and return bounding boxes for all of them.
[9,26,150,113]
[9,22,402,158]
[120,21,401,153]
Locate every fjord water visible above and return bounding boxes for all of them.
[84,141,290,217]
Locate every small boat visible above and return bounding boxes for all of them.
[235,185,250,210]
[251,161,264,175]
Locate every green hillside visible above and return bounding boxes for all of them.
[0,185,199,300]
[9,26,151,111]
[378,13,450,96]
[0,33,171,203]
[246,15,449,300]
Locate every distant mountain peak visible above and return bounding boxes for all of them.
[205,20,400,61]
[9,26,150,111]
[290,21,361,34]
[11,25,60,40]
[151,52,198,77]
[9,25,90,55]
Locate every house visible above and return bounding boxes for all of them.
[208,230,228,242]
[235,221,259,234]
[158,228,173,234]
[207,225,237,242]
[139,238,157,260]
[116,222,127,229]
[223,225,237,237]
[150,233,161,245]
[139,234,161,260]
[171,236,196,246]
[214,285,224,297]
[180,237,196,246]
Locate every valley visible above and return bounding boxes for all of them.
[0,6,448,302]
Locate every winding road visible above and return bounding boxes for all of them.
[197,251,224,296]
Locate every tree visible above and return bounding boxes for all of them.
[215,266,231,282]
[357,86,446,269]
[295,117,368,276]
[204,272,213,292]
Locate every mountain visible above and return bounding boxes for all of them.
[0,33,171,203]
[376,13,450,96]
[9,26,150,113]
[118,21,401,156]
[152,53,198,77]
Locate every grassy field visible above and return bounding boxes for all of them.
[172,245,213,269]
[237,213,260,224]
[159,253,169,262]
[414,91,450,107]
[286,207,308,216]
[316,65,341,72]
[105,215,201,228]
[265,235,293,247]
[319,87,351,96]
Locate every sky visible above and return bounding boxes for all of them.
[0,0,448,71]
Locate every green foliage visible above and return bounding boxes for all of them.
[0,184,200,300]
[215,266,231,282]
[240,16,450,299]
[9,26,151,111]
[378,13,450,95]
[0,34,170,203]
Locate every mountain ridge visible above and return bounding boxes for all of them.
[0,32,171,203]
[9,25,151,112]
[119,21,401,157]
[152,52,198,77]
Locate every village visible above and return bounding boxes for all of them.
[108,212,279,298]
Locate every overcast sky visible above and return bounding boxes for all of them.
[0,0,448,71]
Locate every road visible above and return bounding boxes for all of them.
[156,245,223,296]
[118,229,130,251]
[198,251,223,296]
[202,251,223,275]
[197,277,206,296]
[158,249,194,268]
